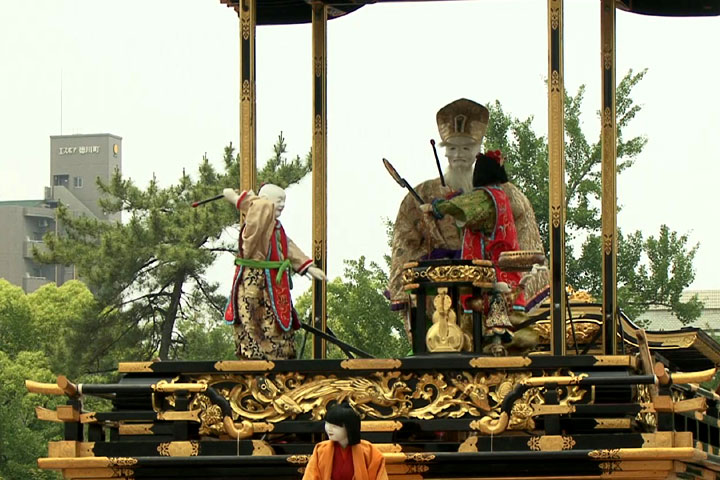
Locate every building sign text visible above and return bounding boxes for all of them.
[58,146,100,155]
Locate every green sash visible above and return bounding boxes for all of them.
[234,257,292,285]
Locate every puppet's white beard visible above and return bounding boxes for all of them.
[444,164,473,193]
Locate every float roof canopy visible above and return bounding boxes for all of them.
[220,0,720,25]
[616,0,720,16]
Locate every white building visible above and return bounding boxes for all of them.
[637,290,720,332]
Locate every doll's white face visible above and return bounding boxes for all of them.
[258,184,286,218]
[442,136,481,192]
[325,421,349,448]
[443,137,482,170]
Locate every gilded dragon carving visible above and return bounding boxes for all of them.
[182,370,585,436]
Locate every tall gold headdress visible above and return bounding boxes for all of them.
[436,98,489,145]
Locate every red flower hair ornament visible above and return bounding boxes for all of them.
[485,149,504,166]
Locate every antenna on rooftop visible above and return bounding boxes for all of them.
[60,69,63,135]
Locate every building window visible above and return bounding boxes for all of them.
[53,174,69,187]
[73,176,83,188]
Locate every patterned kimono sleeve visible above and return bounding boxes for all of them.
[286,236,313,275]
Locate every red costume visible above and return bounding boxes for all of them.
[461,185,525,309]
[224,191,313,360]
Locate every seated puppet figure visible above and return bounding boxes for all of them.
[303,404,388,480]
[426,150,524,354]
[223,184,326,360]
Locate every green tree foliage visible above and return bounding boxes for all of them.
[0,279,98,375]
[0,279,36,356]
[0,351,63,480]
[295,256,410,359]
[28,281,99,377]
[483,70,701,324]
[485,70,648,247]
[175,315,236,361]
[0,281,112,479]
[572,226,701,325]
[257,132,312,189]
[37,135,311,367]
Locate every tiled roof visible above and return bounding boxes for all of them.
[646,290,720,310]
[639,290,720,331]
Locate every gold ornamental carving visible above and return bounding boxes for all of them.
[550,6,560,30]
[659,334,696,348]
[313,240,323,263]
[602,107,613,129]
[209,372,413,421]
[241,16,251,40]
[550,71,560,93]
[192,393,226,436]
[595,418,631,429]
[251,440,274,456]
[603,45,613,70]
[314,114,323,135]
[406,464,430,473]
[527,435,576,451]
[603,233,613,255]
[156,410,200,422]
[109,457,139,467]
[287,455,310,464]
[340,359,402,370]
[635,384,657,428]
[110,467,134,477]
[551,205,561,228]
[533,320,601,347]
[426,288,464,353]
[588,449,621,460]
[241,80,251,102]
[119,423,153,435]
[253,422,274,432]
[469,357,531,369]
[458,436,478,452]
[80,412,97,423]
[376,443,403,453]
[401,264,495,285]
[599,461,622,474]
[361,421,403,432]
[184,370,583,435]
[406,453,435,463]
[314,56,323,77]
[214,360,275,372]
[118,362,154,373]
[157,441,199,457]
[567,288,596,303]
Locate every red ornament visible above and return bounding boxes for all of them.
[485,149,504,166]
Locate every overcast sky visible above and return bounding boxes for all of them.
[1,0,718,297]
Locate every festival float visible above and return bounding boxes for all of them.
[26,1,720,479]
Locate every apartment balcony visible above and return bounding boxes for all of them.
[24,240,48,259]
[22,276,51,293]
[23,207,55,220]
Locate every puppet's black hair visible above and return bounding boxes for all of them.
[473,152,508,187]
[325,403,361,446]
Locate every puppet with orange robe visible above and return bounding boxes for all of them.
[302,404,388,480]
